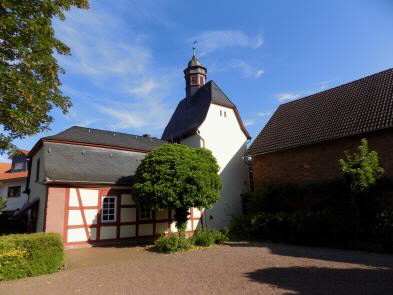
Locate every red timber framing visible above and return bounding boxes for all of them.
[63,187,203,246]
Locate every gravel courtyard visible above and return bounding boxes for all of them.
[0,242,392,295]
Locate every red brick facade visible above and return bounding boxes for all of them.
[252,128,393,187]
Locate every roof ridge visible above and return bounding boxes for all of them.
[280,67,393,107]
[58,126,164,142]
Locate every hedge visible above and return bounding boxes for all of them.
[0,233,64,280]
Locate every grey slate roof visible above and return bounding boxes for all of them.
[162,80,250,140]
[46,126,166,152]
[44,142,145,184]
[246,68,393,156]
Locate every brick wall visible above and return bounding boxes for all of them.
[252,128,393,188]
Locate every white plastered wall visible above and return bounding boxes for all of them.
[181,103,249,229]
[28,146,47,232]
[0,179,28,211]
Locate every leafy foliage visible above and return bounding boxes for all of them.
[0,233,64,280]
[0,0,89,152]
[0,197,6,210]
[133,144,222,232]
[339,138,384,194]
[153,233,192,253]
[192,229,229,247]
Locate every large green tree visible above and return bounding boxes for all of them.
[0,0,89,153]
[133,144,223,233]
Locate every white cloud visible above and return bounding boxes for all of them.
[257,112,271,117]
[127,80,159,96]
[230,60,264,79]
[276,93,300,102]
[244,111,272,127]
[244,119,257,127]
[193,30,263,56]
[275,79,337,102]
[54,5,175,133]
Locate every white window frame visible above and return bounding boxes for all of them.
[101,196,117,223]
[139,208,152,220]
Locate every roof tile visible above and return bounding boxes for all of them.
[246,68,393,156]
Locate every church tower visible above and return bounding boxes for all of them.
[162,51,250,230]
[184,50,207,98]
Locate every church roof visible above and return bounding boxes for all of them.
[44,126,166,152]
[43,141,145,185]
[28,126,167,185]
[161,80,250,141]
[246,68,393,156]
[188,55,202,67]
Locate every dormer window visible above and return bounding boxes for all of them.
[11,153,27,173]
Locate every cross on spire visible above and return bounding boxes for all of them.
[192,40,197,56]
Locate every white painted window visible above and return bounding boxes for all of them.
[102,196,116,222]
[224,111,227,118]
[220,110,222,116]
[139,208,152,220]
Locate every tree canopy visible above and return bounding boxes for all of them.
[339,138,384,194]
[133,144,223,232]
[0,0,89,153]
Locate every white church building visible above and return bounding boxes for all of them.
[24,54,250,245]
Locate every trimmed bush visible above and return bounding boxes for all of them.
[0,233,64,280]
[192,229,215,246]
[154,233,192,253]
[192,229,229,247]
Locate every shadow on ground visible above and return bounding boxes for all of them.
[245,266,393,295]
[226,242,393,268]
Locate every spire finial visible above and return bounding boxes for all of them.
[192,40,197,56]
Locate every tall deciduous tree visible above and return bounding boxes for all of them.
[133,144,223,233]
[339,138,384,194]
[0,0,89,152]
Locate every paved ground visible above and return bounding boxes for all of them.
[0,242,393,295]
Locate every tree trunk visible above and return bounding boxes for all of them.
[174,207,189,235]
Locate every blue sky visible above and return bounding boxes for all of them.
[4,0,393,161]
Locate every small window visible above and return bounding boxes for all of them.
[139,208,152,220]
[220,110,222,116]
[200,76,204,85]
[224,111,227,118]
[35,158,40,183]
[8,186,21,198]
[102,196,116,222]
[191,76,198,85]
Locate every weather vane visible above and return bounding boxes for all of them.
[193,40,197,56]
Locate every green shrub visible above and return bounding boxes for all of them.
[211,228,229,244]
[192,229,215,247]
[0,233,64,280]
[154,233,192,253]
[191,229,229,247]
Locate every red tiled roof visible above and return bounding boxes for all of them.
[18,149,29,156]
[0,162,11,174]
[0,171,28,181]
